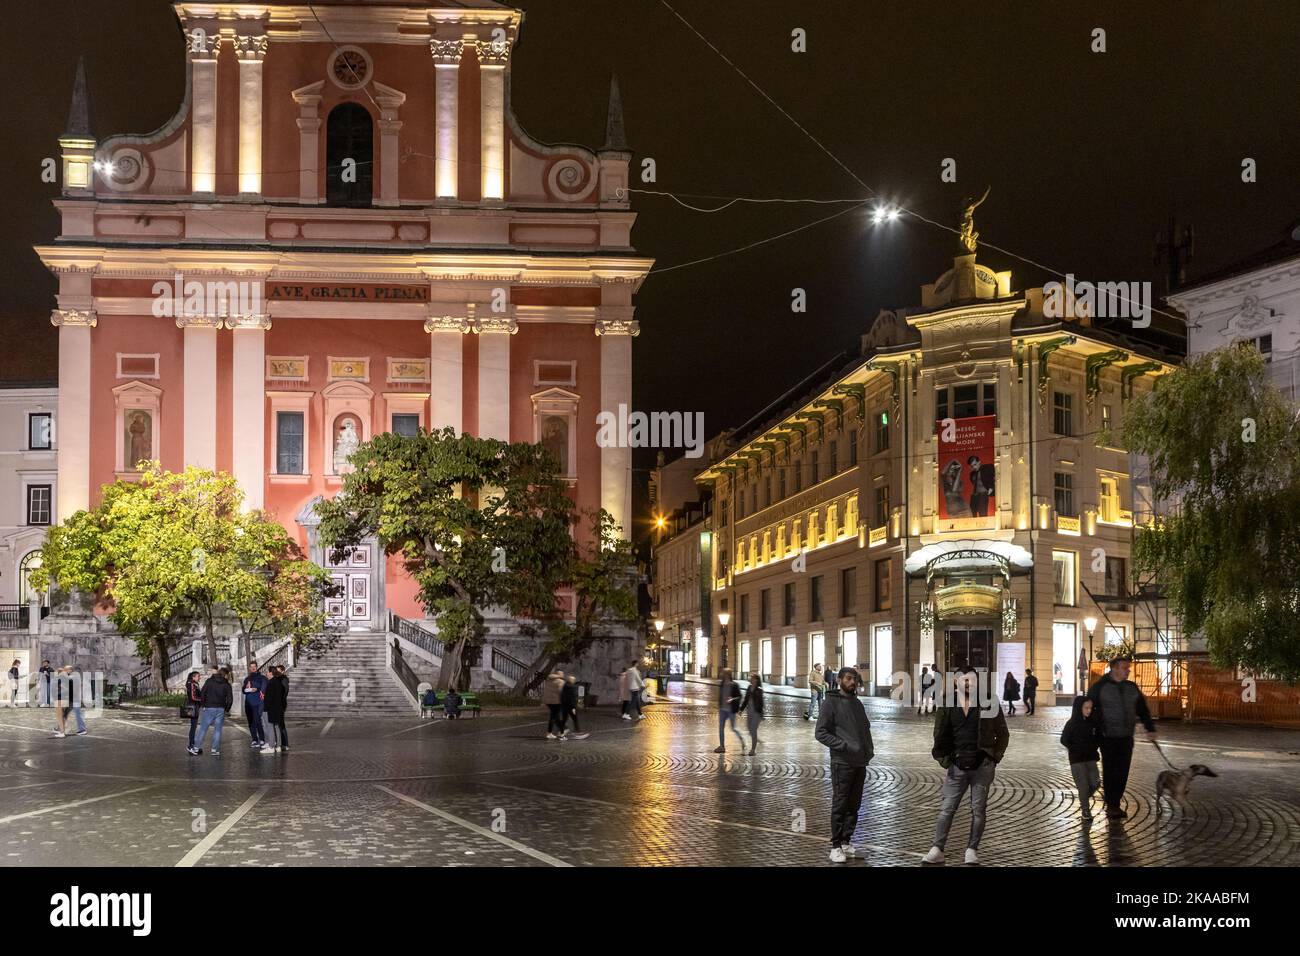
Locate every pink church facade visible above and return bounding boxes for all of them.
[37,1,650,628]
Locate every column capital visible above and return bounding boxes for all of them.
[424,311,473,334]
[474,315,518,335]
[51,309,96,328]
[224,314,271,331]
[175,314,223,330]
[185,28,221,60]
[430,39,465,65]
[475,39,511,68]
[233,34,269,62]
[595,318,640,337]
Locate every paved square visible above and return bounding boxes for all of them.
[1,682,1297,867]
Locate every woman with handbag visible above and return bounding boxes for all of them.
[183,670,203,749]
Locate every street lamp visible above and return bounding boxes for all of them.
[1083,616,1098,691]
[717,611,730,677]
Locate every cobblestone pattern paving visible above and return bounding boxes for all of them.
[0,683,1297,867]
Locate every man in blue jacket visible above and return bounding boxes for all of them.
[241,661,269,750]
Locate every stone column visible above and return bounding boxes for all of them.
[425,311,469,433]
[186,25,220,194]
[597,314,639,540]
[51,309,96,516]
[475,312,516,440]
[292,83,323,203]
[374,84,407,207]
[179,316,221,469]
[431,40,463,201]
[234,33,268,196]
[477,40,509,202]
[227,313,269,509]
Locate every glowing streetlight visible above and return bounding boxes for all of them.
[871,205,901,224]
[654,618,665,633]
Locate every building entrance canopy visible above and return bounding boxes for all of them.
[904,538,1034,585]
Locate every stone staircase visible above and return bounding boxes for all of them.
[285,631,418,716]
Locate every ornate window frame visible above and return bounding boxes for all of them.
[383,391,429,434]
[530,387,579,482]
[112,381,162,477]
[268,390,313,484]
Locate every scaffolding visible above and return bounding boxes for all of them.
[1127,450,1188,710]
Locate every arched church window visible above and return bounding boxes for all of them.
[326,102,374,207]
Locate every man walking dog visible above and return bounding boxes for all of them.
[1087,655,1156,820]
[815,667,874,864]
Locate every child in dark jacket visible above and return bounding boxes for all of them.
[1061,695,1101,820]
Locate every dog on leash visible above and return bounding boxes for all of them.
[1155,763,1218,811]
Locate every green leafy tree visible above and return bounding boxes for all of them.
[31,465,329,690]
[225,518,335,655]
[510,509,640,697]
[1122,346,1300,680]
[315,428,575,689]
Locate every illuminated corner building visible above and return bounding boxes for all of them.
[696,245,1184,707]
[35,1,651,633]
[648,435,733,677]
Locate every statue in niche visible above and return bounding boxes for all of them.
[125,410,151,468]
[542,415,569,476]
[334,417,360,474]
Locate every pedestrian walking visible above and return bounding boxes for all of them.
[7,660,20,707]
[1023,668,1039,715]
[618,667,630,719]
[922,667,1010,866]
[713,668,746,754]
[190,666,234,755]
[1060,695,1101,820]
[1086,655,1156,820]
[815,667,874,863]
[805,663,825,720]
[1003,671,1020,716]
[624,662,645,721]
[560,675,589,739]
[918,665,937,716]
[739,672,764,755]
[38,660,53,708]
[183,670,203,750]
[241,661,268,750]
[543,670,566,739]
[263,665,289,753]
[52,666,87,737]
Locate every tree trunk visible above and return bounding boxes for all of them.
[437,636,467,691]
[511,647,556,698]
[151,635,169,694]
[204,605,218,668]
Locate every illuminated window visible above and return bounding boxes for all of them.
[1052,550,1076,606]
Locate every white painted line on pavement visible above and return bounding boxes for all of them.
[476,779,921,862]
[383,719,450,738]
[175,788,269,868]
[107,718,187,737]
[374,784,573,867]
[0,785,157,826]
[320,718,335,737]
[0,781,61,793]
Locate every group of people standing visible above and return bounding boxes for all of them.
[814,655,1155,865]
[185,660,289,756]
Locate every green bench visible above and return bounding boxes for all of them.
[100,684,126,709]
[420,691,481,718]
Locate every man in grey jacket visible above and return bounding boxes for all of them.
[1086,656,1156,820]
[815,667,874,864]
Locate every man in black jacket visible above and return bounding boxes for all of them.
[815,667,874,864]
[922,667,1009,866]
[713,669,746,754]
[1023,668,1039,715]
[1086,656,1156,819]
[189,667,234,756]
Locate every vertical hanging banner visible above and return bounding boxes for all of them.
[937,415,997,529]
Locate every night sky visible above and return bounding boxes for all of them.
[4,0,1300,500]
